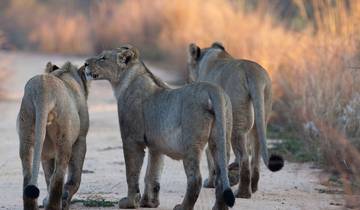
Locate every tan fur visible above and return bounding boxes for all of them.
[188,42,282,198]
[17,62,90,210]
[85,45,235,210]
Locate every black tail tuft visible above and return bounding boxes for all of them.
[223,188,235,207]
[268,154,284,172]
[24,185,40,199]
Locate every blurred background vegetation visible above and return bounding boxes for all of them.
[0,0,359,203]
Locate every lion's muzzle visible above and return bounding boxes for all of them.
[84,65,99,80]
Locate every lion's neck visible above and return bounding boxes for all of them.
[63,72,89,99]
[198,50,232,80]
[79,77,89,99]
[111,66,141,99]
[111,63,164,101]
[57,73,87,101]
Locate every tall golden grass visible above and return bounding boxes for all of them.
[0,0,359,201]
[30,14,93,54]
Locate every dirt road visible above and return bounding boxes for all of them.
[0,51,344,209]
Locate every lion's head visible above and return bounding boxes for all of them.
[84,44,140,82]
[45,62,59,73]
[187,42,229,82]
[44,61,89,97]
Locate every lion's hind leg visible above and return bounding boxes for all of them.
[20,131,39,210]
[62,136,86,210]
[232,132,251,198]
[249,127,260,193]
[45,142,72,210]
[174,150,202,210]
[41,133,56,208]
[208,139,228,210]
[41,158,54,208]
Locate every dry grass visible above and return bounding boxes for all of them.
[272,1,360,197]
[90,0,162,53]
[0,0,359,200]
[29,14,93,54]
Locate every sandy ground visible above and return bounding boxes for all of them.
[0,51,344,210]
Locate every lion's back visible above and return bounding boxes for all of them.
[19,73,83,127]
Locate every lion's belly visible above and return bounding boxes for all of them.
[200,70,253,132]
[147,126,184,160]
[144,94,187,160]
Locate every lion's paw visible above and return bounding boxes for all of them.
[228,163,240,187]
[140,195,159,208]
[24,197,39,210]
[212,204,229,210]
[173,204,183,210]
[235,189,251,199]
[61,191,70,210]
[251,183,258,193]
[203,178,215,188]
[118,194,140,209]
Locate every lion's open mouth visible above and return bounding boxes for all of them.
[91,73,99,79]
[85,66,99,80]
[85,71,98,79]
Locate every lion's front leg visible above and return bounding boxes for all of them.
[118,141,145,209]
[203,146,216,188]
[140,150,164,208]
[46,144,72,210]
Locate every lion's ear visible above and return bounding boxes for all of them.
[188,43,201,60]
[116,47,139,67]
[78,65,87,81]
[45,62,59,73]
[211,42,225,51]
[78,65,85,74]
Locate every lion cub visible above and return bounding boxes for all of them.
[17,62,90,210]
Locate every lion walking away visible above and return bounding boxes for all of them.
[18,62,90,210]
[187,42,284,199]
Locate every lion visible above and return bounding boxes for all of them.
[17,62,90,210]
[85,44,235,210]
[187,42,284,198]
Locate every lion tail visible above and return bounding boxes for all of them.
[208,88,235,207]
[247,69,284,172]
[23,101,49,199]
